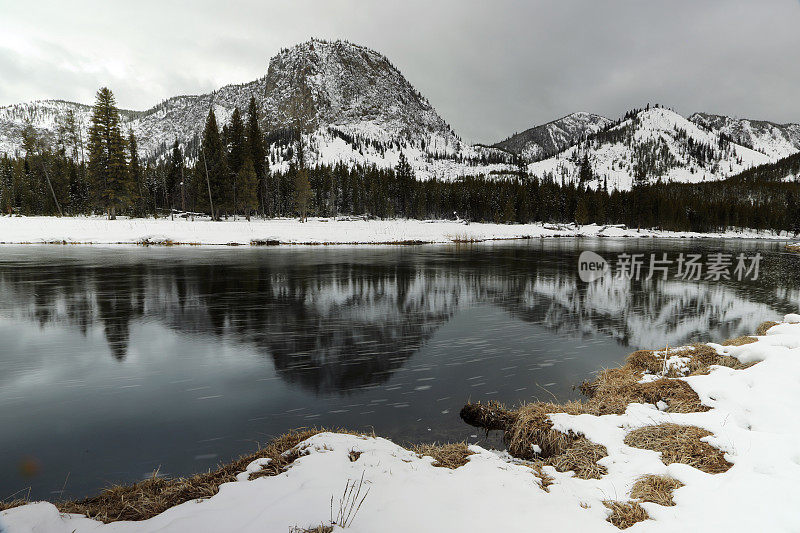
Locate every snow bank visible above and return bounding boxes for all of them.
[0,216,791,246]
[3,315,800,532]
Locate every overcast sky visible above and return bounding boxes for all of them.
[2,0,799,143]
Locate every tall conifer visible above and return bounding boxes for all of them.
[88,87,129,218]
[199,108,228,218]
[246,96,267,215]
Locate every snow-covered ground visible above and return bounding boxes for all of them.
[3,314,800,532]
[0,216,793,245]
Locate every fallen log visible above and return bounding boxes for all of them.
[459,401,516,432]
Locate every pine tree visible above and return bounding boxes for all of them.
[246,96,267,215]
[227,107,246,176]
[67,160,89,214]
[395,152,414,216]
[294,167,311,222]
[0,156,13,214]
[88,87,130,218]
[574,195,589,225]
[199,108,229,219]
[128,131,148,217]
[167,140,183,211]
[236,158,259,220]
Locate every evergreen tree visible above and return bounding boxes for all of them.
[578,153,594,183]
[88,87,130,218]
[574,195,589,225]
[236,158,259,220]
[246,96,267,215]
[294,167,311,222]
[167,139,183,211]
[227,107,246,176]
[128,131,148,217]
[395,152,414,216]
[67,160,89,214]
[0,156,13,214]
[199,109,229,219]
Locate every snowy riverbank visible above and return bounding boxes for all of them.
[3,315,800,532]
[0,216,794,245]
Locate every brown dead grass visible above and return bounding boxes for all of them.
[603,500,650,529]
[534,437,609,480]
[55,429,362,523]
[461,321,776,476]
[532,465,554,492]
[625,349,664,374]
[4,429,479,524]
[412,442,474,469]
[594,366,708,413]
[624,424,732,474]
[0,499,27,512]
[626,342,756,378]
[507,401,590,458]
[756,321,780,336]
[722,336,758,346]
[630,474,683,506]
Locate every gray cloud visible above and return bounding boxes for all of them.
[1,0,798,143]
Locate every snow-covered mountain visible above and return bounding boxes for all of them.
[528,107,771,191]
[491,112,611,161]
[0,39,514,179]
[0,100,140,159]
[689,112,800,161]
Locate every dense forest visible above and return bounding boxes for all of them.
[1,88,799,234]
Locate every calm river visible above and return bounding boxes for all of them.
[1,239,798,500]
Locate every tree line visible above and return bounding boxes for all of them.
[1,87,798,234]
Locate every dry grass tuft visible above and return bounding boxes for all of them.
[624,424,732,474]
[531,465,554,492]
[627,343,754,378]
[461,401,609,478]
[508,401,591,459]
[625,349,662,373]
[756,321,780,336]
[0,499,27,512]
[348,450,362,462]
[597,369,708,413]
[577,364,708,414]
[722,336,758,346]
[412,442,473,469]
[535,437,609,480]
[290,526,333,533]
[603,500,649,529]
[630,474,683,506]
[56,429,357,523]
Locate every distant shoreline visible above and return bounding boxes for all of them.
[0,216,793,246]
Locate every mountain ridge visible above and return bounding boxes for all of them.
[527,107,771,190]
[491,111,611,161]
[2,39,799,188]
[0,39,515,180]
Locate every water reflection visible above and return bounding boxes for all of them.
[0,241,798,500]
[1,242,798,393]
